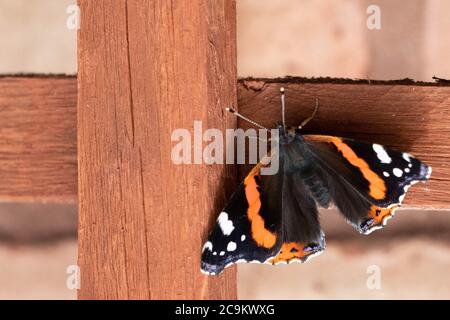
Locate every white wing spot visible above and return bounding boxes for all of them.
[393,168,403,177]
[408,163,413,168]
[217,211,234,236]
[383,171,390,177]
[227,241,237,252]
[405,168,410,173]
[213,251,217,256]
[241,235,246,242]
[373,144,392,164]
[202,241,213,253]
[403,153,412,162]
[219,251,225,256]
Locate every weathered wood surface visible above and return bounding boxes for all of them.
[237,79,450,209]
[0,76,77,203]
[77,0,237,299]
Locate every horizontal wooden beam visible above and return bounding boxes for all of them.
[0,76,77,203]
[0,76,449,208]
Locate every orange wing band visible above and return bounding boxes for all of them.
[244,171,277,249]
[306,135,387,200]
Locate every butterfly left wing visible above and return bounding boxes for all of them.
[201,150,326,275]
[201,159,283,275]
[303,135,431,234]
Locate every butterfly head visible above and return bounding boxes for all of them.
[226,88,318,145]
[277,124,301,145]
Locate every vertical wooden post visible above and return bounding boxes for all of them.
[77,0,237,299]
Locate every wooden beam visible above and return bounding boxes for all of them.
[1,76,448,209]
[77,1,237,299]
[0,76,77,203]
[237,79,450,209]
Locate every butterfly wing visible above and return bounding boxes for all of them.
[304,135,431,234]
[201,159,283,275]
[201,149,326,275]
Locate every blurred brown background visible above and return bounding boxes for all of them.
[0,0,449,299]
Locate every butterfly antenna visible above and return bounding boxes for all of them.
[225,107,270,133]
[280,87,286,132]
[299,98,319,129]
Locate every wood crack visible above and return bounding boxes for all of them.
[125,1,135,146]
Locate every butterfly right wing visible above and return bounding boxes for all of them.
[309,150,400,234]
[304,135,430,207]
[303,135,430,234]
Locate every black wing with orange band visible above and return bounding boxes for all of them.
[304,135,431,234]
[201,154,324,275]
[200,160,282,275]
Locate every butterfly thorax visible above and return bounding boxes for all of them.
[278,129,331,210]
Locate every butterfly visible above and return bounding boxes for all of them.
[201,88,431,275]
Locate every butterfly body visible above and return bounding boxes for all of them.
[201,116,431,276]
[280,128,332,208]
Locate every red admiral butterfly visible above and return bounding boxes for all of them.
[201,88,431,275]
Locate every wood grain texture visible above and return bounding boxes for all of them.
[0,76,77,203]
[77,0,237,299]
[238,79,450,209]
